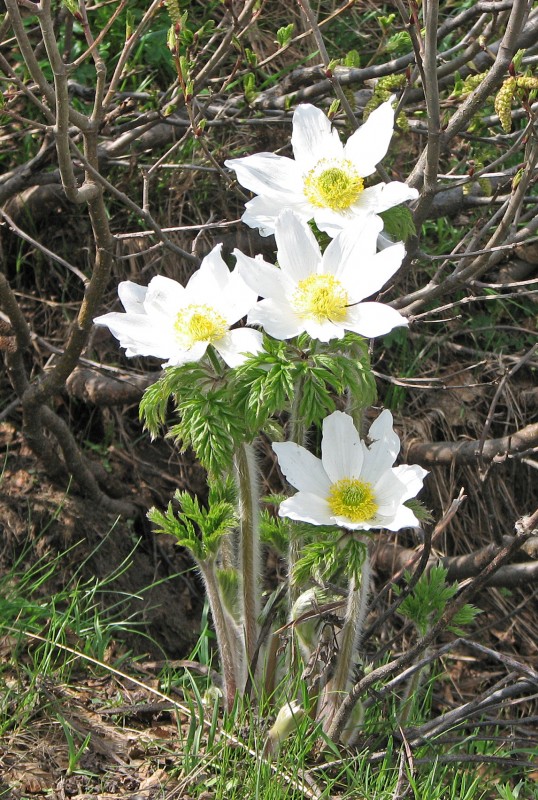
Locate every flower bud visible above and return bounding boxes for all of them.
[264,701,305,756]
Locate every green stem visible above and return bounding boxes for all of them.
[289,373,306,446]
[198,560,240,712]
[206,345,224,377]
[234,442,261,684]
[287,373,306,604]
[324,550,371,729]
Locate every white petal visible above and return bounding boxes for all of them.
[303,317,345,343]
[162,341,208,367]
[279,492,336,527]
[321,411,364,482]
[221,268,260,324]
[368,408,400,450]
[355,181,419,214]
[291,104,343,167]
[144,275,186,318]
[186,244,229,300]
[359,411,400,485]
[225,152,301,198]
[345,302,408,338]
[368,409,396,444]
[344,100,395,176]
[241,194,311,236]
[247,298,304,340]
[118,281,148,313]
[273,442,331,495]
[341,242,406,303]
[215,328,264,368]
[332,515,374,531]
[234,251,289,302]
[94,312,174,359]
[383,503,421,531]
[371,469,407,512]
[310,208,352,238]
[321,216,382,280]
[275,210,322,283]
[392,464,429,502]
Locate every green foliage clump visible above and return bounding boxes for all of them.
[141,335,375,475]
[148,477,237,563]
[395,566,480,636]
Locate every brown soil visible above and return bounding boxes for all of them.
[0,421,205,660]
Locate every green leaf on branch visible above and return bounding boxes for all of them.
[292,527,348,586]
[344,50,361,68]
[231,334,375,435]
[339,537,368,581]
[385,31,411,54]
[230,338,297,432]
[276,23,294,48]
[63,0,80,16]
[164,0,182,25]
[140,363,212,437]
[170,389,244,474]
[243,73,257,103]
[245,48,258,68]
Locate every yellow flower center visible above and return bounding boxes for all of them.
[174,304,227,348]
[292,274,349,323]
[303,159,364,211]
[328,478,378,523]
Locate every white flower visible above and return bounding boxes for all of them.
[273,410,428,532]
[225,99,418,237]
[233,209,408,342]
[94,244,263,368]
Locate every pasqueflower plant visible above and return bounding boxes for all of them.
[225,98,418,237]
[95,101,434,747]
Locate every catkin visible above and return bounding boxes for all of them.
[494,77,517,132]
[165,0,182,25]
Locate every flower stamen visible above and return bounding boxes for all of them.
[303,159,364,211]
[328,478,378,523]
[292,274,349,323]
[174,304,228,348]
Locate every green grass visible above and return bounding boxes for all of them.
[0,543,535,798]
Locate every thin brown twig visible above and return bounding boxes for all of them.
[328,522,534,742]
[477,343,538,459]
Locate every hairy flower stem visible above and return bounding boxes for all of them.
[198,561,239,712]
[287,374,306,605]
[399,642,432,726]
[234,442,261,685]
[325,550,371,729]
[289,374,306,446]
[205,347,236,570]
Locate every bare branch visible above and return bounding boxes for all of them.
[405,422,538,466]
